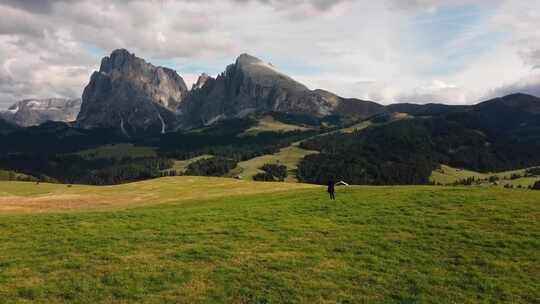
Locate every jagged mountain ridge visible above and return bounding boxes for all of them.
[0,98,81,127]
[74,50,385,133]
[10,49,538,136]
[180,54,384,128]
[76,49,189,136]
[192,73,211,90]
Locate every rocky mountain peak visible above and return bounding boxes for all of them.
[99,48,138,73]
[192,73,212,90]
[76,49,189,136]
[228,53,308,93]
[178,53,384,128]
[235,53,263,66]
[74,49,385,132]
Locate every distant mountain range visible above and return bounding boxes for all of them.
[0,98,81,127]
[2,48,540,135]
[179,53,384,129]
[75,49,383,136]
[1,48,540,186]
[386,93,540,116]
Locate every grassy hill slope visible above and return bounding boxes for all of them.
[228,143,318,182]
[227,112,416,183]
[166,155,214,175]
[0,178,538,303]
[431,165,539,187]
[0,177,314,213]
[226,115,377,182]
[242,116,310,136]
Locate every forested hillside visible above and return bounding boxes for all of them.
[298,106,540,185]
[0,116,318,185]
[1,93,539,186]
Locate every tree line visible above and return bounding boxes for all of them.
[253,164,288,182]
[298,116,540,185]
[0,117,317,185]
[184,157,237,177]
[0,154,173,185]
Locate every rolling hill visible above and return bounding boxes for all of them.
[297,93,540,185]
[241,115,310,136]
[430,164,540,187]
[227,142,318,182]
[0,177,538,303]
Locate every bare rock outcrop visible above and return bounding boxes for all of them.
[179,54,384,128]
[76,49,188,135]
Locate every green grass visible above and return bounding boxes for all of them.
[75,144,157,160]
[242,116,309,136]
[341,113,413,134]
[0,179,539,303]
[341,120,373,133]
[0,181,70,197]
[0,170,36,182]
[230,112,409,181]
[0,177,313,213]
[431,165,539,188]
[228,143,318,182]
[166,155,214,174]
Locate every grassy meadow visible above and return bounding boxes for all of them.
[242,116,310,136]
[341,112,412,134]
[166,155,215,175]
[228,143,318,182]
[341,121,372,134]
[431,165,539,188]
[0,178,539,303]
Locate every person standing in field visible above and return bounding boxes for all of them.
[328,179,336,200]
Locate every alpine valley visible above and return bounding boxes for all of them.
[1,49,540,186]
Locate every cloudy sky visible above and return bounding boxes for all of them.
[0,0,539,109]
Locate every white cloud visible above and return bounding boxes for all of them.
[484,71,540,99]
[0,0,539,109]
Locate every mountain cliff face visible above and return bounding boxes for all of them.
[192,73,212,90]
[76,49,188,136]
[75,50,384,133]
[59,50,540,136]
[0,98,82,127]
[179,54,384,127]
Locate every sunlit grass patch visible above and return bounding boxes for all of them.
[0,181,538,303]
